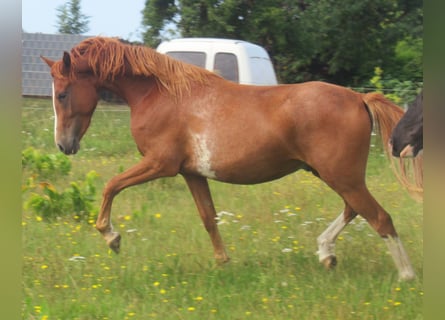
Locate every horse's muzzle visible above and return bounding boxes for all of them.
[388,139,398,157]
[57,139,80,155]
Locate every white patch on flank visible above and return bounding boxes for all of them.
[51,82,58,143]
[192,133,217,179]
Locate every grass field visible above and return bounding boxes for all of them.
[22,98,423,319]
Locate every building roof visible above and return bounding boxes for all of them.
[22,32,90,97]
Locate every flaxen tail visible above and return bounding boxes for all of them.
[363,92,423,201]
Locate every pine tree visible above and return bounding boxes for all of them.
[56,0,90,34]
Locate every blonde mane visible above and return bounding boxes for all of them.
[54,36,215,97]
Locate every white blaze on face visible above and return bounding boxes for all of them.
[192,133,217,179]
[51,82,58,143]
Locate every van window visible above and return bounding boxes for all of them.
[166,51,206,68]
[214,52,239,83]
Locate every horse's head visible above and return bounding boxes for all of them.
[41,52,99,155]
[390,92,423,158]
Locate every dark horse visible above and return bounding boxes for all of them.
[390,91,423,200]
[42,37,416,280]
[391,91,423,158]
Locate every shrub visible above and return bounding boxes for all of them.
[24,170,99,221]
[22,147,71,177]
[369,67,422,105]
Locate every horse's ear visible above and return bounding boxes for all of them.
[40,55,54,68]
[62,51,71,69]
[60,51,73,75]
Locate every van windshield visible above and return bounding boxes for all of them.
[166,51,206,68]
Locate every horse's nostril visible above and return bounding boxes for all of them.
[57,143,65,153]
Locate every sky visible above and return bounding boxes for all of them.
[22,0,147,42]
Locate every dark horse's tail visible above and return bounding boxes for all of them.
[363,92,423,201]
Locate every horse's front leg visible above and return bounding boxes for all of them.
[183,174,230,264]
[95,158,172,253]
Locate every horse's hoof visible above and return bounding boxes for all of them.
[107,233,122,254]
[321,255,337,270]
[215,255,230,266]
[398,270,416,282]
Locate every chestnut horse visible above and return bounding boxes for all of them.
[41,37,415,280]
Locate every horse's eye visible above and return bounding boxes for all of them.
[58,92,67,101]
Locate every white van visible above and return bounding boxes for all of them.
[156,38,278,85]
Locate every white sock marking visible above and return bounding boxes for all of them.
[384,236,415,280]
[317,211,349,261]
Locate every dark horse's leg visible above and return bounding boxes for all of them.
[182,174,230,264]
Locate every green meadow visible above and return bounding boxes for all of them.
[22,98,423,319]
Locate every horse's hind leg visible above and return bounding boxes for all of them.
[317,203,357,269]
[183,174,230,264]
[337,184,415,280]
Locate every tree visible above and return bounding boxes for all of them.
[294,0,423,85]
[141,0,422,90]
[142,0,177,47]
[56,0,90,35]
